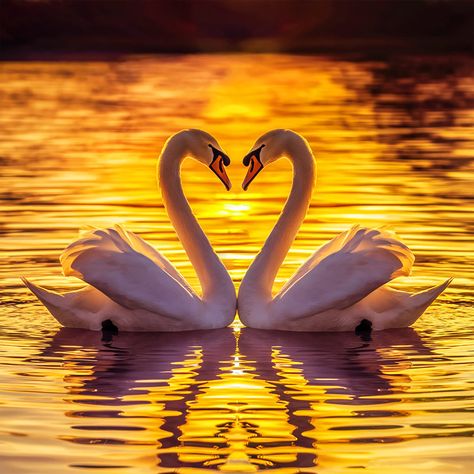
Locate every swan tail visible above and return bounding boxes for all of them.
[21,277,101,330]
[365,278,452,330]
[391,278,453,329]
[22,277,64,311]
[411,277,453,312]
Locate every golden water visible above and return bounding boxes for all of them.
[0,54,473,473]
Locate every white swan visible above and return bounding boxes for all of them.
[23,130,237,331]
[238,129,451,332]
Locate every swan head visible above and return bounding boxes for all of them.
[181,129,232,190]
[242,129,296,190]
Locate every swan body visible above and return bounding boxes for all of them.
[23,130,236,331]
[238,129,451,332]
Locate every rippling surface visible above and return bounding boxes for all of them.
[1,54,473,472]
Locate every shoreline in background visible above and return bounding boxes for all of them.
[2,0,472,59]
[2,48,473,63]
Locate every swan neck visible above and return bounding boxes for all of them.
[243,139,315,298]
[158,139,233,302]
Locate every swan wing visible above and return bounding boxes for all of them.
[60,227,202,319]
[112,224,194,293]
[278,225,361,294]
[273,227,414,320]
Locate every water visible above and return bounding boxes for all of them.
[0,54,473,473]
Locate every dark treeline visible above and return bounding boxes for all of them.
[1,0,473,57]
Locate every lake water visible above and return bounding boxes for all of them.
[0,54,473,473]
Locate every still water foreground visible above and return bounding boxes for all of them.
[0,54,473,472]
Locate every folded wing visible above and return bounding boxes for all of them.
[274,226,414,320]
[60,226,201,320]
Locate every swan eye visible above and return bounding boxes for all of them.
[242,144,265,190]
[243,144,265,166]
[208,144,231,190]
[208,144,230,166]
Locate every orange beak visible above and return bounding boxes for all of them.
[209,146,231,191]
[242,144,265,190]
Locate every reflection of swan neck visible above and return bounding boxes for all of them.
[242,136,316,298]
[158,138,232,301]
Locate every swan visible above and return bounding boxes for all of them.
[23,129,237,331]
[238,129,452,332]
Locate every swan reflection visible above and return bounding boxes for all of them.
[44,326,431,470]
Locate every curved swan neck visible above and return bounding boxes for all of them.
[242,136,316,299]
[158,137,233,301]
